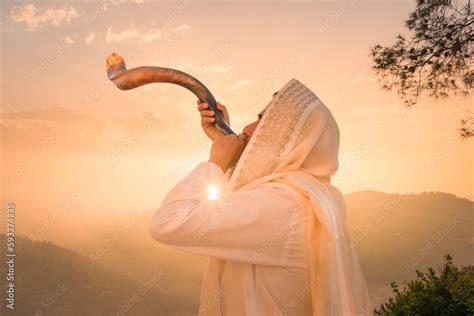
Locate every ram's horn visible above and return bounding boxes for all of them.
[106,52,235,135]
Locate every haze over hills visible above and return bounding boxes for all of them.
[0,191,472,314]
[344,190,473,305]
[0,235,199,316]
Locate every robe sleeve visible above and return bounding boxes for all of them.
[149,161,306,267]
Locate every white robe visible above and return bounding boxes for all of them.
[150,161,313,315]
[150,79,371,315]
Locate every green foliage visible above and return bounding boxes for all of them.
[370,0,473,137]
[374,254,474,316]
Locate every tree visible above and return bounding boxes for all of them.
[374,254,474,315]
[370,0,473,137]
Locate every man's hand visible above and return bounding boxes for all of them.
[197,100,230,141]
[208,134,246,172]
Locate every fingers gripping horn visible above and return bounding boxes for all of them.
[106,52,236,136]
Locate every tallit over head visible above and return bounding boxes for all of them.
[228,78,339,190]
[223,78,372,315]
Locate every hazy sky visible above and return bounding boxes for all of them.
[1,0,473,216]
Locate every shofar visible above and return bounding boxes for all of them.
[106,52,235,136]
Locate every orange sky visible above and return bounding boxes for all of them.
[1,0,473,222]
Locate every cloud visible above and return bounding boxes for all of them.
[102,0,144,12]
[103,24,188,44]
[140,28,162,43]
[197,65,233,74]
[173,24,189,34]
[62,35,75,45]
[140,25,189,43]
[230,80,253,91]
[170,56,232,75]
[106,26,139,42]
[10,4,79,31]
[0,107,101,136]
[85,32,96,44]
[112,0,144,3]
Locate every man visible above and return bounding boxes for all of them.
[149,79,371,315]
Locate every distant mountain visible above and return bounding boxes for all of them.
[1,191,471,314]
[344,190,473,307]
[0,234,198,315]
[462,194,474,202]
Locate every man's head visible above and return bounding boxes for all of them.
[242,108,264,139]
[241,91,278,140]
[229,78,339,190]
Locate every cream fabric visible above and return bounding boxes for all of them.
[150,79,371,315]
[150,162,312,315]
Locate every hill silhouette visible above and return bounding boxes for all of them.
[344,190,473,306]
[0,234,198,315]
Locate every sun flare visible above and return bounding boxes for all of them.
[207,186,219,200]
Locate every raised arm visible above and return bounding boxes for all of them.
[149,161,307,268]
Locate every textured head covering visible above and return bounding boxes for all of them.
[217,79,371,315]
[228,78,339,190]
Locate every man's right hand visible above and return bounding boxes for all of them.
[197,100,230,141]
[208,134,246,172]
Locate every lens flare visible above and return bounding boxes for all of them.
[208,186,218,200]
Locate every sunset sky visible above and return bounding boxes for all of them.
[1,0,473,226]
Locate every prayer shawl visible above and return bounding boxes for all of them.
[150,79,371,315]
[206,79,371,315]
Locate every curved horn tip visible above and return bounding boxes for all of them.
[107,52,125,65]
[106,52,127,80]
